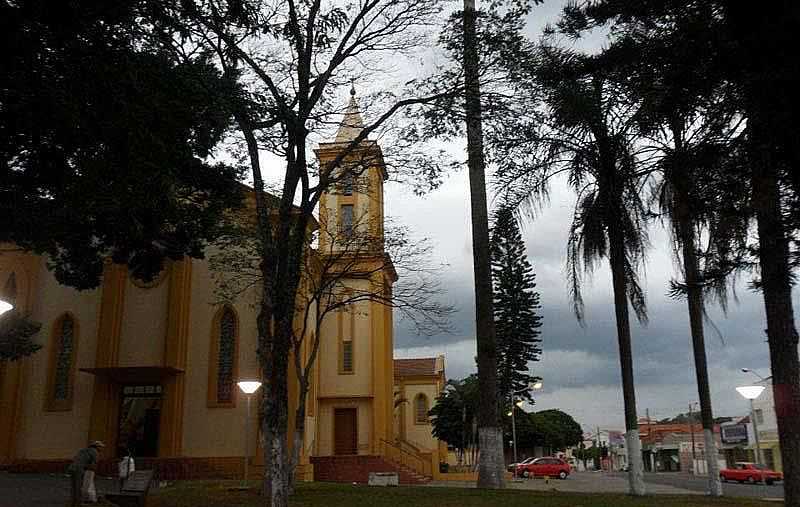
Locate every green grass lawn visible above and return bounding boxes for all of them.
[148,481,778,507]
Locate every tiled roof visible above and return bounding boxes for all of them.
[394,358,438,378]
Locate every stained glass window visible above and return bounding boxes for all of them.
[53,315,75,401]
[341,205,354,238]
[216,307,237,403]
[415,394,428,424]
[341,341,353,373]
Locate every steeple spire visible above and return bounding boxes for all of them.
[334,84,365,143]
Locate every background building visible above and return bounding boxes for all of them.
[747,378,782,472]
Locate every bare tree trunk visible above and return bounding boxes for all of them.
[752,140,800,507]
[270,425,289,507]
[607,224,645,496]
[288,388,307,495]
[261,381,274,501]
[288,421,303,495]
[236,114,276,504]
[268,317,292,507]
[462,0,504,489]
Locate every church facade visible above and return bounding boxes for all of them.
[0,93,446,480]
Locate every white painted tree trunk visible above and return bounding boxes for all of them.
[477,427,505,489]
[288,428,303,495]
[271,432,289,507]
[704,429,723,496]
[625,429,646,496]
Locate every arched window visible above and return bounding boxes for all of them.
[208,305,238,407]
[46,313,78,411]
[414,394,429,425]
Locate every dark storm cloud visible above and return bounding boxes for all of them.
[389,171,792,428]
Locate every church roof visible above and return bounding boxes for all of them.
[334,84,365,143]
[394,357,443,378]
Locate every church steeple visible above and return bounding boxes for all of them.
[334,84,365,143]
[315,85,387,254]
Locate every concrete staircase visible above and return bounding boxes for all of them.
[310,455,432,485]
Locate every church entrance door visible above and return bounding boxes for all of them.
[334,408,357,455]
[117,385,163,457]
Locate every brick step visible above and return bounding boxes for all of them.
[392,463,430,483]
[310,455,431,485]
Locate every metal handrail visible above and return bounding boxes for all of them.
[378,439,431,477]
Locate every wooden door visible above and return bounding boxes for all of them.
[334,408,357,455]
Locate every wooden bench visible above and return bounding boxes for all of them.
[105,469,155,507]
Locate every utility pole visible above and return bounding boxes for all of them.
[688,403,697,473]
[597,426,601,472]
[750,398,762,466]
[462,404,467,466]
[510,396,518,467]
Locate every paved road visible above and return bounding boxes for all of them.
[432,471,699,495]
[611,472,785,500]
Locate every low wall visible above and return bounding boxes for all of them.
[8,457,256,480]
[427,452,512,482]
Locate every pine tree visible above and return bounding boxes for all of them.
[490,206,543,404]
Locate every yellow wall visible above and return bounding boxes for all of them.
[317,291,373,399]
[117,276,168,367]
[8,257,101,459]
[181,253,261,458]
[3,246,420,463]
[397,380,440,452]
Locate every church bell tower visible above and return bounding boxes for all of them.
[312,87,397,456]
[316,86,387,253]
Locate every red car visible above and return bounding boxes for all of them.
[720,462,783,485]
[516,457,570,479]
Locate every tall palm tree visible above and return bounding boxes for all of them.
[495,45,651,495]
[721,4,800,504]
[462,0,504,488]
[652,120,747,496]
[605,14,749,495]
[552,1,800,500]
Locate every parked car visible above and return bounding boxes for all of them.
[720,462,783,485]
[516,457,571,479]
[507,457,535,473]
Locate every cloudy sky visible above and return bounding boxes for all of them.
[388,1,798,432]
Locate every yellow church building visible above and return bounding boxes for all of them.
[0,92,446,483]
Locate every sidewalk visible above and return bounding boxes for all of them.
[0,471,117,507]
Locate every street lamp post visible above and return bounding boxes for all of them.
[0,299,13,316]
[688,401,698,473]
[509,381,542,478]
[736,385,765,465]
[508,399,523,468]
[237,380,262,487]
[741,368,768,382]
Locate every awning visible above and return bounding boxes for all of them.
[79,366,184,384]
